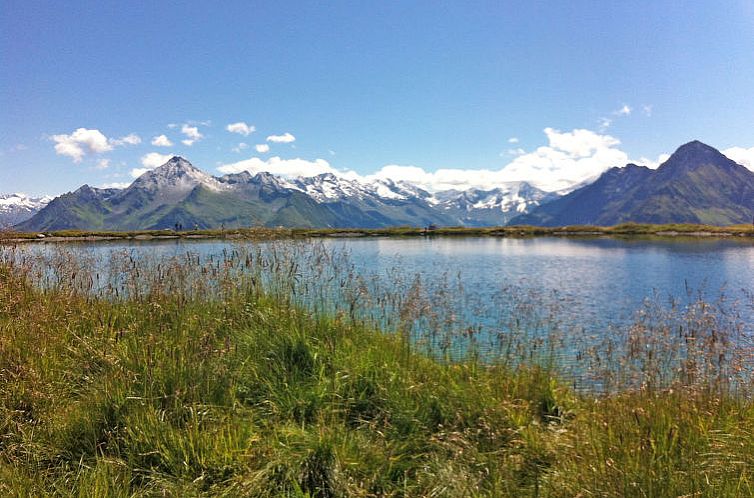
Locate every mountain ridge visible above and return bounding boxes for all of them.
[0,193,53,227]
[512,141,754,226]
[18,141,753,231]
[18,156,551,230]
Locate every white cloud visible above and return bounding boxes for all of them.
[544,127,620,157]
[370,128,633,192]
[255,143,270,153]
[599,104,634,130]
[616,104,632,116]
[151,134,173,147]
[110,133,141,146]
[130,168,150,178]
[51,128,113,162]
[480,127,626,190]
[141,152,174,168]
[217,128,646,192]
[226,122,255,136]
[99,181,131,189]
[642,104,653,117]
[211,128,754,195]
[217,156,340,178]
[508,137,519,144]
[95,158,110,169]
[598,117,613,131]
[232,142,249,153]
[170,120,210,128]
[266,132,296,143]
[636,153,670,169]
[723,146,754,171]
[51,128,141,162]
[217,128,639,193]
[181,124,204,146]
[132,152,175,176]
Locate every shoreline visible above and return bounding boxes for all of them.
[2,222,754,244]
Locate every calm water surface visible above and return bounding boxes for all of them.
[10,236,754,336]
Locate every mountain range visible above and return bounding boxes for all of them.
[514,141,754,226]
[16,157,552,231]
[12,140,754,231]
[0,193,52,227]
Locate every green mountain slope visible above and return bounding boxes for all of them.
[513,141,754,226]
[16,186,115,231]
[18,157,462,231]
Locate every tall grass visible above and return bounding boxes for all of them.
[0,241,752,496]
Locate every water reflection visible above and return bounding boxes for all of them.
[6,235,754,334]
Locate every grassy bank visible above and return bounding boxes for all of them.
[2,221,754,243]
[0,247,753,496]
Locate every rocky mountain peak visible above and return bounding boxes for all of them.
[153,156,206,177]
[249,171,299,191]
[218,171,253,184]
[252,171,282,183]
[674,140,716,154]
[514,140,754,226]
[659,140,732,172]
[128,157,221,194]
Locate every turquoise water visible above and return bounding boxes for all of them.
[7,235,753,387]
[337,236,754,330]
[10,235,753,332]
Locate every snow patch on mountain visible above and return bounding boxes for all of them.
[16,156,560,231]
[290,173,371,203]
[119,156,226,208]
[432,182,547,212]
[0,193,53,209]
[0,193,53,226]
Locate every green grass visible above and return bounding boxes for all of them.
[3,221,754,243]
[0,247,752,496]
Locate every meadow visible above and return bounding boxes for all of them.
[0,242,752,497]
[2,221,754,243]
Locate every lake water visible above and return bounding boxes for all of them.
[5,235,754,384]
[344,236,754,329]
[10,235,754,326]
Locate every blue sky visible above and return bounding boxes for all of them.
[2,1,754,195]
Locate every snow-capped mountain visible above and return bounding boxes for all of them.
[431,183,557,226]
[16,141,753,231]
[19,156,557,231]
[285,173,433,205]
[119,157,224,204]
[283,175,551,226]
[368,178,434,202]
[0,193,53,227]
[289,173,375,202]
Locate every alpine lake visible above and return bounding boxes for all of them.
[5,234,754,389]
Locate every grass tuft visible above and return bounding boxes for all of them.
[0,243,751,496]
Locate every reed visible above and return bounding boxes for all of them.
[0,241,751,496]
